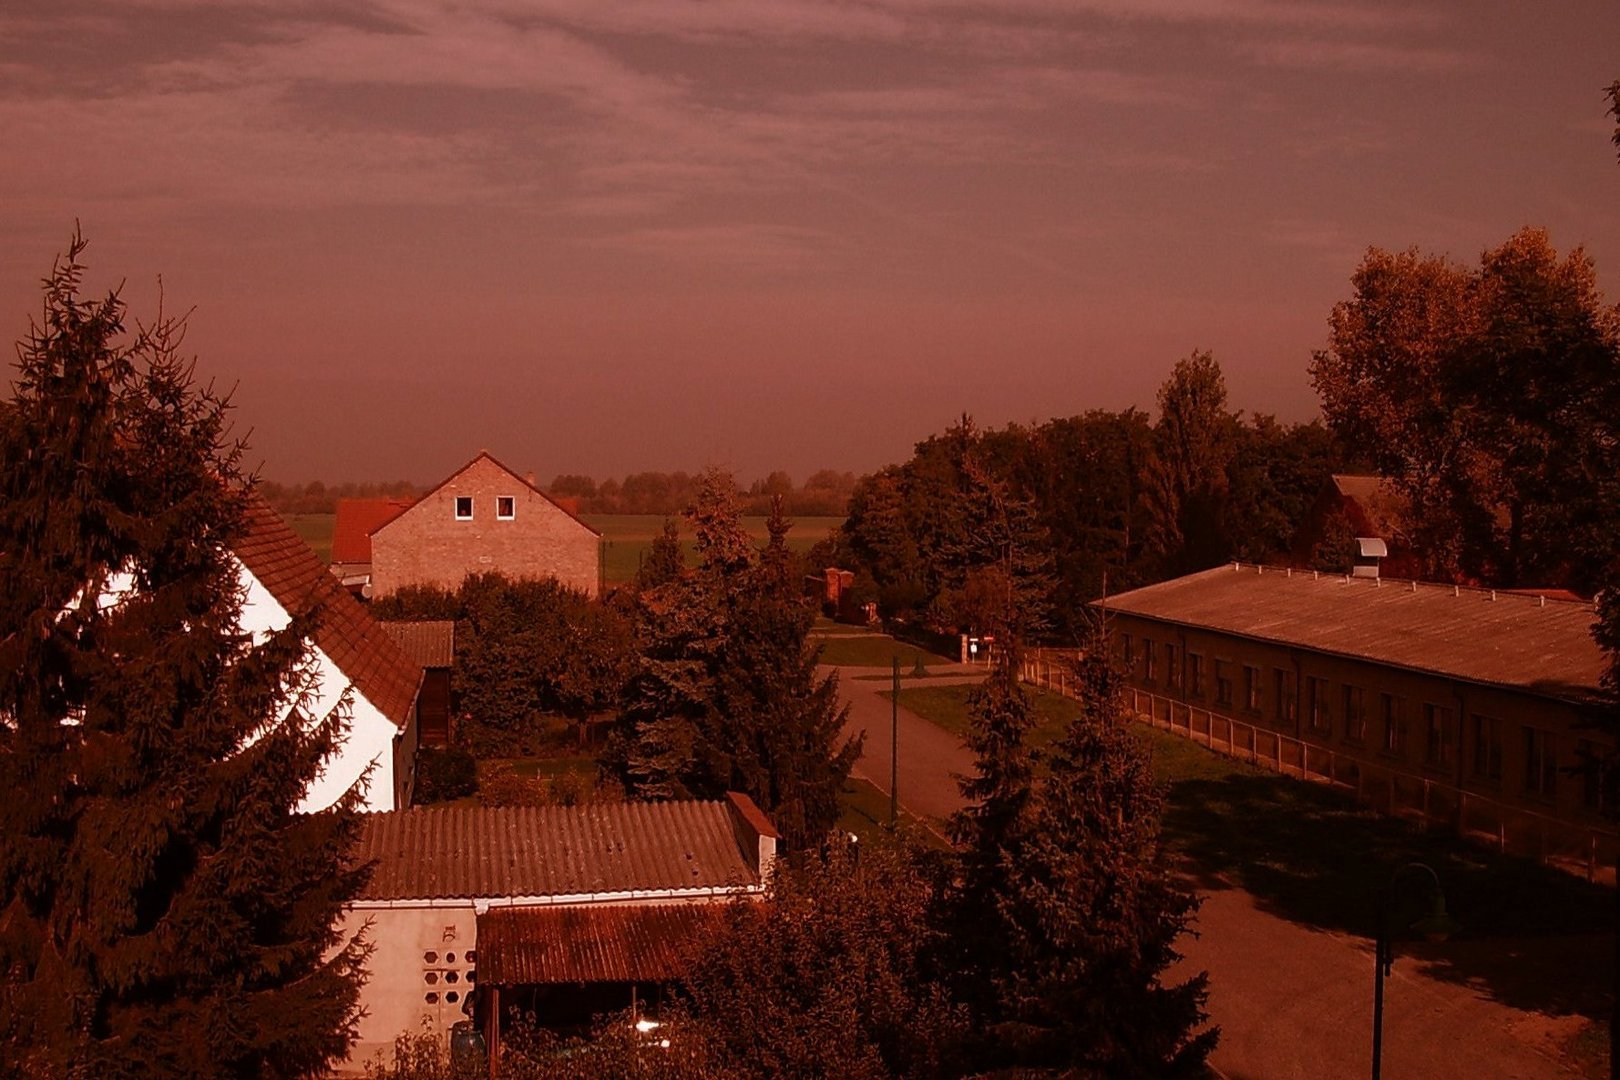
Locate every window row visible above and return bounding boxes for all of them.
[1120,633,1584,806]
[453,496,517,520]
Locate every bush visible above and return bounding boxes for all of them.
[415,748,478,803]
[477,766,542,808]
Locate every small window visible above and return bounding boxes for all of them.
[466,950,477,963]
[445,952,456,964]
[496,496,516,520]
[424,972,438,985]
[1306,676,1332,733]
[1342,685,1365,743]
[1523,727,1556,797]
[423,951,439,964]
[1471,714,1502,781]
[445,971,459,984]
[1380,694,1403,755]
[1424,703,1454,768]
[425,992,439,1004]
[1274,669,1296,725]
[1142,638,1156,684]
[454,497,473,520]
[1243,665,1262,714]
[1214,661,1233,708]
[1187,654,1204,698]
[445,991,459,1004]
[1164,644,1179,690]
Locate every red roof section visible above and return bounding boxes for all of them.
[331,497,416,564]
[236,498,423,729]
[476,903,724,986]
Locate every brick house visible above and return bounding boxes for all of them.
[334,794,778,1073]
[1089,562,1615,873]
[369,452,601,599]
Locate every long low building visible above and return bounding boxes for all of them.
[1091,563,1614,871]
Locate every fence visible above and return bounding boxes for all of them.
[1021,648,1618,886]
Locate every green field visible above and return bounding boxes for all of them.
[587,514,845,584]
[286,513,336,562]
[275,511,845,585]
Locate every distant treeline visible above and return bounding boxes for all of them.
[816,352,1350,643]
[256,479,419,516]
[255,470,857,517]
[548,470,857,517]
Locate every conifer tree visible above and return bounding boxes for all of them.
[0,236,370,1077]
[635,517,685,591]
[994,626,1214,1076]
[617,468,858,848]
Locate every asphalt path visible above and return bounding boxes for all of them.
[822,660,1590,1080]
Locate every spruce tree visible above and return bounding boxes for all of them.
[995,626,1215,1076]
[617,468,859,848]
[0,236,370,1077]
[634,517,685,591]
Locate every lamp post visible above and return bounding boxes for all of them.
[1372,862,1460,1080]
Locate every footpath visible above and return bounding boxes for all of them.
[823,661,1592,1080]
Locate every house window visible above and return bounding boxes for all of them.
[1342,685,1365,743]
[1306,676,1331,733]
[1214,661,1233,708]
[496,496,516,520]
[454,496,473,520]
[1143,638,1156,684]
[1243,665,1262,713]
[1471,714,1502,782]
[1579,739,1605,813]
[1122,634,1134,672]
[1187,654,1204,698]
[1523,727,1556,798]
[1423,703,1454,769]
[1379,693,1402,755]
[1165,644,1179,690]
[1274,669,1296,725]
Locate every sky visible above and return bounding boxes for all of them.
[2,1,1618,485]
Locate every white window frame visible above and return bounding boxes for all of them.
[454,496,474,521]
[496,495,516,521]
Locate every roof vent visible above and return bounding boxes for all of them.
[1352,537,1387,579]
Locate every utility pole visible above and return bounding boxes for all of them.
[891,656,900,828]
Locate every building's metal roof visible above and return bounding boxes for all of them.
[236,499,423,729]
[382,620,456,669]
[476,903,722,986]
[354,802,760,902]
[1097,563,1605,704]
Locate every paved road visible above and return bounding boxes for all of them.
[824,661,1590,1080]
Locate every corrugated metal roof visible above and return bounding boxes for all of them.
[354,802,759,901]
[476,903,722,985]
[1097,563,1605,704]
[382,620,455,669]
[236,499,423,728]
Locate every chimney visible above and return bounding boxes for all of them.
[726,791,781,881]
[524,471,537,488]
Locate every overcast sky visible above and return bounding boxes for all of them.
[2,0,1617,484]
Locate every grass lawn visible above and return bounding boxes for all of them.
[811,618,877,636]
[837,775,948,848]
[815,636,953,668]
[287,513,336,562]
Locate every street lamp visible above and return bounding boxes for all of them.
[1372,862,1461,1080]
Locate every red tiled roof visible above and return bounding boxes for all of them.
[354,802,761,901]
[331,497,416,565]
[1097,563,1606,704]
[236,499,423,728]
[371,451,601,539]
[476,903,723,986]
[382,620,456,668]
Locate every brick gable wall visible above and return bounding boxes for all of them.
[370,456,600,597]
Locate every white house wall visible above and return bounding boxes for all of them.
[236,561,399,813]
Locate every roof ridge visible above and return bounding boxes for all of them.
[1221,561,1593,610]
